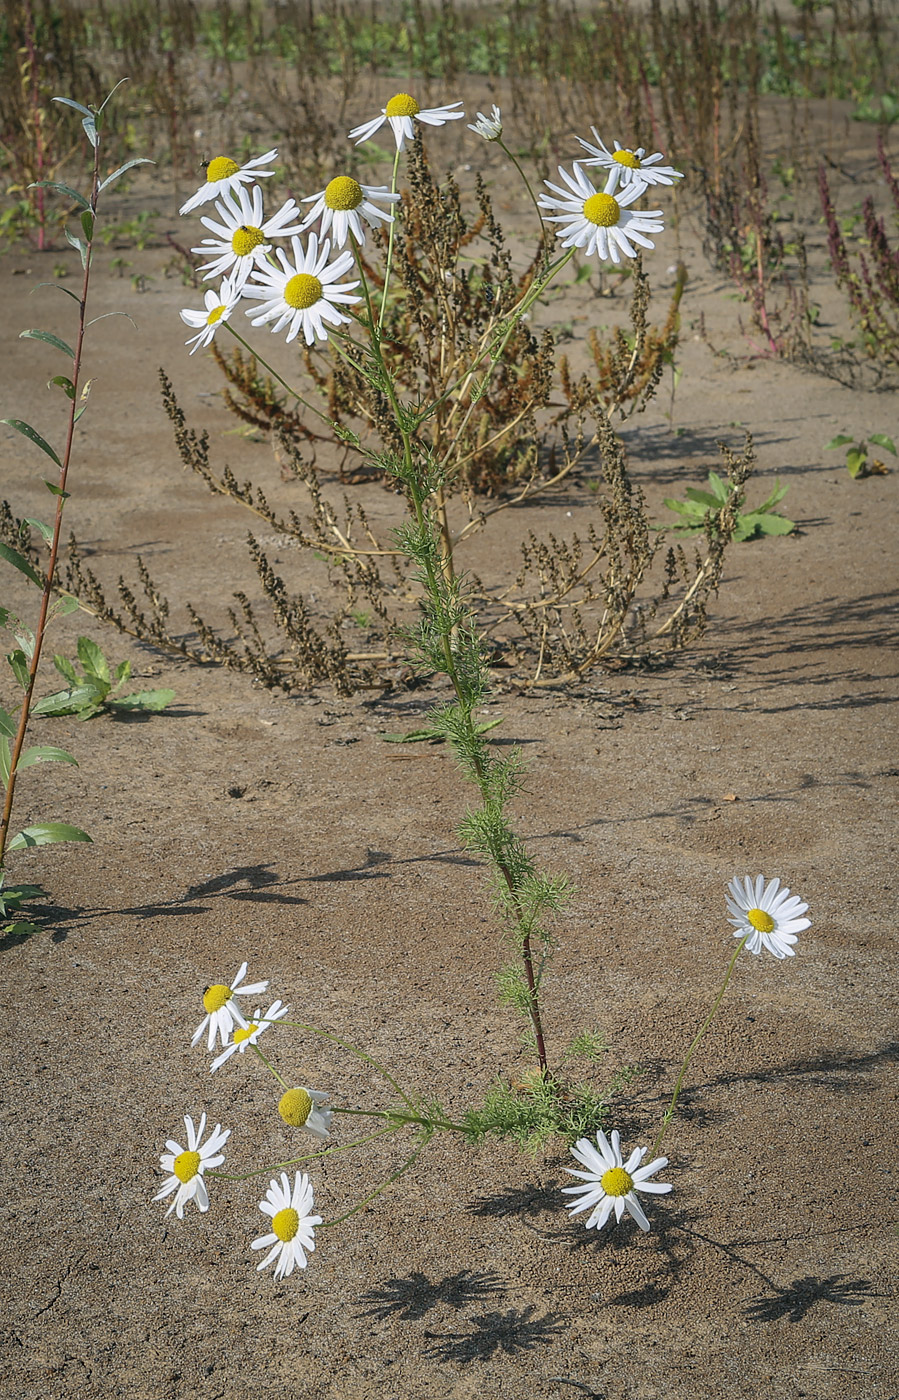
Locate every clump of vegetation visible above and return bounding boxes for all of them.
[825,432,896,479]
[662,469,795,542]
[33,636,174,719]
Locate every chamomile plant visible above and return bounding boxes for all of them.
[155,99,813,1277]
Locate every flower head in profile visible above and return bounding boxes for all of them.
[278,1085,332,1139]
[575,130,684,193]
[210,999,290,1073]
[191,961,270,1050]
[726,875,810,959]
[179,148,279,216]
[153,1112,230,1219]
[349,93,464,150]
[252,1171,322,1279]
[563,1128,671,1233]
[242,233,360,345]
[300,176,398,248]
[539,164,664,264]
[468,105,503,142]
[179,275,241,354]
[192,183,305,289]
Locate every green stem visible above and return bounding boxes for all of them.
[651,933,751,1159]
[319,1128,432,1228]
[252,1043,289,1088]
[277,1019,415,1109]
[332,1104,468,1134]
[207,1123,401,1182]
[377,144,402,332]
[222,322,333,426]
[498,137,549,263]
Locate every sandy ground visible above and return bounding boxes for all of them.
[0,86,897,1400]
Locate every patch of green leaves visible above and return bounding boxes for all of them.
[661,471,796,541]
[31,637,175,720]
[825,433,896,479]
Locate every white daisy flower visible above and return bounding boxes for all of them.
[562,1128,672,1233]
[251,1171,322,1279]
[242,233,360,345]
[179,275,241,354]
[575,130,684,193]
[300,176,398,248]
[210,999,290,1073]
[191,960,270,1050]
[153,1112,230,1219]
[539,164,665,264]
[468,105,503,142]
[179,148,279,216]
[192,184,305,289]
[726,875,811,959]
[277,1086,332,1140]
[349,92,465,150]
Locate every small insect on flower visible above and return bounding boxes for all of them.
[300,177,399,249]
[191,961,270,1050]
[726,875,811,959]
[179,148,279,216]
[252,1171,322,1279]
[349,93,465,150]
[179,275,241,355]
[563,1128,672,1233]
[468,105,503,142]
[243,233,360,346]
[210,999,290,1072]
[278,1086,332,1139]
[539,164,665,265]
[153,1112,230,1219]
[192,183,305,289]
[574,131,684,194]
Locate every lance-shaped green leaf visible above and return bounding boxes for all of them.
[64,226,88,269]
[18,745,79,770]
[98,158,155,193]
[110,688,175,712]
[51,96,94,118]
[81,209,94,242]
[0,542,43,586]
[31,280,82,304]
[869,434,897,455]
[0,418,62,466]
[77,636,110,683]
[23,517,53,543]
[7,823,92,851]
[0,706,16,739]
[0,736,10,785]
[29,178,90,210]
[825,434,855,450]
[31,685,97,717]
[44,480,70,498]
[7,649,30,688]
[20,328,75,358]
[49,375,76,400]
[82,115,98,148]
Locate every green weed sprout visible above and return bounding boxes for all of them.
[0,81,153,939]
[825,432,896,479]
[662,470,795,540]
[32,636,174,720]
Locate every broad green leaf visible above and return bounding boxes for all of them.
[868,434,897,455]
[51,96,94,118]
[49,375,76,399]
[751,513,796,535]
[77,636,110,683]
[0,706,16,738]
[81,209,94,242]
[29,177,90,209]
[31,685,96,717]
[706,471,730,500]
[0,418,61,467]
[23,517,53,543]
[7,822,92,851]
[18,745,78,769]
[20,328,75,358]
[7,649,30,688]
[824,434,855,450]
[98,158,155,193]
[684,488,721,508]
[53,596,80,618]
[661,497,695,517]
[0,542,42,586]
[111,688,175,712]
[846,448,866,478]
[15,630,35,661]
[113,659,131,684]
[53,654,79,684]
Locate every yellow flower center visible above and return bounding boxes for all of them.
[203,983,231,1014]
[601,1166,634,1197]
[385,92,420,118]
[583,192,621,227]
[747,908,775,934]
[325,176,364,211]
[173,1149,201,1183]
[284,273,322,310]
[613,149,642,169]
[273,1206,300,1242]
[279,1087,313,1126]
[206,156,240,182]
[231,224,265,257]
[233,1023,257,1044]
[205,304,226,326]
